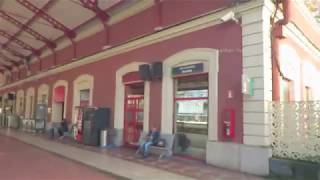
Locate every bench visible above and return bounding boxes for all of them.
[47,122,72,139]
[136,132,175,160]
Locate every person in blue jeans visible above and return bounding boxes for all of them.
[139,127,159,158]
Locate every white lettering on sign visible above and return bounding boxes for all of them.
[181,69,193,73]
[180,65,196,70]
[172,63,203,76]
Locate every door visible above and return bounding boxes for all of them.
[124,95,144,146]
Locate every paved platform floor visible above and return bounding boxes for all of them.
[59,138,266,180]
[0,129,267,180]
[0,135,116,180]
[0,129,192,180]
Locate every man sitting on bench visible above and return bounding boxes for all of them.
[58,119,68,139]
[138,127,159,158]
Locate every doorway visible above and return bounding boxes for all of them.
[123,82,144,146]
[52,86,65,122]
[174,75,208,159]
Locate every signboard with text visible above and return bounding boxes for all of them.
[172,63,203,76]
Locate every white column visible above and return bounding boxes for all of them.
[242,3,273,147]
[240,1,274,175]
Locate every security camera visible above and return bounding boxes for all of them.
[220,11,238,23]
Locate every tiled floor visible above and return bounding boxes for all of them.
[53,134,266,180]
[1,129,192,180]
[0,135,117,180]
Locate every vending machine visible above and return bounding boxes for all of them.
[82,107,110,146]
[35,104,47,133]
[75,106,85,142]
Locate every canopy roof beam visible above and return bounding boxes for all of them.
[0,10,57,49]
[16,0,76,39]
[0,29,40,56]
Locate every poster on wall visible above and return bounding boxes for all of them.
[80,89,90,101]
[178,100,204,114]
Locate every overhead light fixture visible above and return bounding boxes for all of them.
[154,26,163,31]
[102,45,112,50]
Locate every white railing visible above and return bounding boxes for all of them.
[270,101,320,163]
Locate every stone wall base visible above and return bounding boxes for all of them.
[206,141,271,175]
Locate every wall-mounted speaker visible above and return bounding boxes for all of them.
[151,62,162,79]
[139,64,151,81]
[8,93,15,100]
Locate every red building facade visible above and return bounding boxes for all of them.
[0,0,319,176]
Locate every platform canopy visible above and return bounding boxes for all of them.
[0,0,131,71]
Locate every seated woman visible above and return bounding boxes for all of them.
[138,127,159,158]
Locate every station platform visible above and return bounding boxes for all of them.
[0,129,266,180]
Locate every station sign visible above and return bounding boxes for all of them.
[172,63,203,76]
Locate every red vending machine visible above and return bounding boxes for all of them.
[75,90,90,142]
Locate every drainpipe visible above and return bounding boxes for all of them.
[271,0,290,101]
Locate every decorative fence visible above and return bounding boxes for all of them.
[270,101,320,163]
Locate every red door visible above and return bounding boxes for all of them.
[124,95,144,146]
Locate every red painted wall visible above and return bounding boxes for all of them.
[56,46,74,65]
[0,2,244,143]
[110,7,157,45]
[161,0,230,27]
[149,81,162,131]
[0,21,243,143]
[9,1,232,82]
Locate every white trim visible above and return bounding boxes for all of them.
[0,0,263,91]
[161,48,219,141]
[114,62,150,133]
[72,74,94,124]
[0,73,4,86]
[241,4,273,146]
[52,80,68,121]
[295,0,320,34]
[283,23,320,61]
[16,89,24,116]
[25,87,35,119]
[143,81,150,132]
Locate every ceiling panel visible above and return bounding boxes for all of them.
[1,1,33,24]
[0,0,139,68]
[98,0,122,10]
[0,19,20,35]
[46,0,95,29]
[7,44,30,56]
[0,36,7,44]
[30,19,64,40]
[1,50,21,61]
[0,59,12,66]
[29,0,51,9]
[18,32,45,49]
